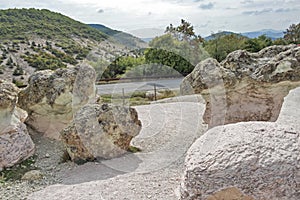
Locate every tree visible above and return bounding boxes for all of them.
[284,23,300,44]
[245,35,273,52]
[145,19,208,75]
[204,33,247,62]
[166,19,204,44]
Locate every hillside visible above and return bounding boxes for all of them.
[0,8,107,42]
[0,8,135,85]
[204,31,238,40]
[89,24,147,49]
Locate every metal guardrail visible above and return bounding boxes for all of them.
[97,74,187,84]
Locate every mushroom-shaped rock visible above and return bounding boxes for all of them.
[18,64,96,140]
[180,45,300,127]
[60,104,142,162]
[0,80,34,171]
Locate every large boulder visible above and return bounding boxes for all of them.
[181,45,300,127]
[18,64,96,140]
[180,86,300,200]
[60,103,142,162]
[0,80,35,171]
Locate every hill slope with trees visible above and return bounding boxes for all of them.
[0,8,138,85]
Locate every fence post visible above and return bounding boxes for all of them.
[154,84,157,101]
[122,88,125,106]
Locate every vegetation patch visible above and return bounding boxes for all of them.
[0,156,37,182]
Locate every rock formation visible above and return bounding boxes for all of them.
[181,45,300,127]
[61,103,141,162]
[0,80,35,171]
[180,86,300,200]
[18,63,96,140]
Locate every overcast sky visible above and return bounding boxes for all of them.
[0,0,299,37]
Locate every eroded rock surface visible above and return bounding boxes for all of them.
[18,63,96,140]
[61,103,142,161]
[0,80,34,171]
[181,45,300,127]
[180,86,300,200]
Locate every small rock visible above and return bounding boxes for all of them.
[21,170,43,181]
[45,153,50,158]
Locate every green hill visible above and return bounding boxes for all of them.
[0,8,107,41]
[89,24,147,49]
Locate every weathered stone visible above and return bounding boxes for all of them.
[206,187,254,200]
[18,63,96,140]
[21,170,43,180]
[180,45,300,127]
[180,87,300,200]
[61,103,141,162]
[0,80,35,171]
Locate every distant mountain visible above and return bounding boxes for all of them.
[204,29,284,41]
[141,38,154,43]
[89,24,147,49]
[240,29,284,40]
[204,31,238,40]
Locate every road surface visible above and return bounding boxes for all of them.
[97,78,183,95]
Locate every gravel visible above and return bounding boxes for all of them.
[0,96,207,200]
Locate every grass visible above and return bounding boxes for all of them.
[127,146,142,153]
[99,89,177,106]
[0,155,37,182]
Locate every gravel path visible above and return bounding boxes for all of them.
[26,95,206,200]
[0,95,206,200]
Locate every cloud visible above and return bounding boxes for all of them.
[193,0,204,2]
[275,8,297,13]
[199,2,214,10]
[242,8,273,15]
[240,0,254,4]
[97,9,104,13]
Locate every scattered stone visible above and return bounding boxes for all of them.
[61,103,142,162]
[0,80,35,171]
[180,45,300,127]
[21,170,43,181]
[18,63,96,140]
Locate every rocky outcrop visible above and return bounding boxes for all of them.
[18,63,96,140]
[0,80,35,171]
[180,86,300,200]
[61,103,141,162]
[180,45,300,127]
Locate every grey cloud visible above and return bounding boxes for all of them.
[242,8,273,15]
[97,9,104,13]
[199,2,214,10]
[193,0,204,2]
[275,8,296,13]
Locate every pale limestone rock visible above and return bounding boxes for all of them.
[180,45,300,127]
[180,87,300,200]
[0,80,34,171]
[18,63,96,140]
[61,103,141,162]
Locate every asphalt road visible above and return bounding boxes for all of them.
[97,78,183,95]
